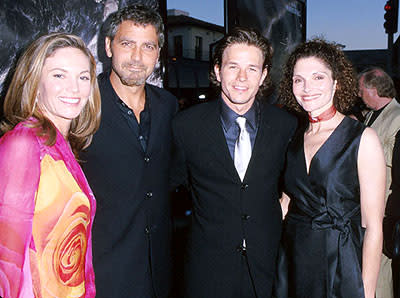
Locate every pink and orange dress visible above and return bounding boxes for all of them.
[0,121,96,298]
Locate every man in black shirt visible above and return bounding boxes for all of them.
[80,4,177,298]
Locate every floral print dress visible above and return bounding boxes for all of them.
[0,121,96,298]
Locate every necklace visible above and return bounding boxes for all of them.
[308,106,337,123]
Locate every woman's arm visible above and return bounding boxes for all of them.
[358,127,386,298]
[280,193,291,220]
[0,127,41,298]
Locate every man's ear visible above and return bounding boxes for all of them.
[105,36,112,58]
[259,68,268,86]
[372,87,379,97]
[214,64,221,82]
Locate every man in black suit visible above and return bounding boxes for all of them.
[80,5,177,298]
[170,27,297,298]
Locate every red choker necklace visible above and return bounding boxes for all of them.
[308,106,337,123]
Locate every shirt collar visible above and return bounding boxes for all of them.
[220,98,258,132]
[105,73,151,111]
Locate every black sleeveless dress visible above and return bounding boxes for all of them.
[283,117,366,298]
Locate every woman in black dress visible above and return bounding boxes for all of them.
[279,39,386,298]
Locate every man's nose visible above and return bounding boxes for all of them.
[237,69,247,81]
[131,47,142,61]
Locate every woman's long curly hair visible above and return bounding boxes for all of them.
[279,38,358,118]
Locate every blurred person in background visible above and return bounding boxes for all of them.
[359,67,400,298]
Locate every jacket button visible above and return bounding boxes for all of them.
[145,226,151,234]
[241,183,248,190]
[241,214,250,220]
[144,157,150,163]
[146,192,153,199]
[236,245,246,255]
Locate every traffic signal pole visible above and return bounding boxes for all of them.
[388,33,394,75]
[384,0,398,74]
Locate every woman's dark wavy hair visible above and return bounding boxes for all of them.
[210,26,273,97]
[279,38,358,115]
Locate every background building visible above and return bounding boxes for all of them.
[166,9,224,107]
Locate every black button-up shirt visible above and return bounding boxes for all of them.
[111,85,151,152]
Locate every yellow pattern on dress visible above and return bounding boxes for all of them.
[31,154,91,298]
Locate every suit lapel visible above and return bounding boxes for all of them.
[146,86,161,154]
[201,100,241,181]
[200,100,275,182]
[245,102,273,179]
[371,99,395,129]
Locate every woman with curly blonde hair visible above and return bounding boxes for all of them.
[278,39,385,298]
[0,32,100,298]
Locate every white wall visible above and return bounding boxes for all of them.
[168,25,223,61]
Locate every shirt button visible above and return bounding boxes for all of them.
[145,226,151,234]
[241,214,250,220]
[144,157,150,163]
[127,110,133,115]
[146,192,153,199]
[139,135,144,140]
[241,183,248,190]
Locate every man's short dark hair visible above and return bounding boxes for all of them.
[106,4,164,48]
[210,27,273,97]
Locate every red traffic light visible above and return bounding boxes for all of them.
[384,0,399,33]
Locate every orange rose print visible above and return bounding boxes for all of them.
[31,155,91,297]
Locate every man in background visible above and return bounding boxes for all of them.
[359,67,400,298]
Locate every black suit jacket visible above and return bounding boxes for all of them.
[80,73,178,298]
[170,99,297,298]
